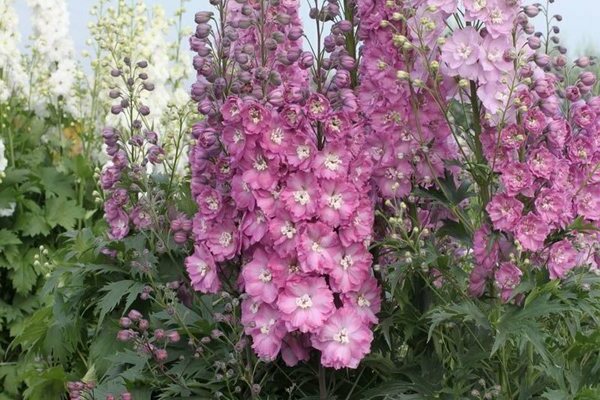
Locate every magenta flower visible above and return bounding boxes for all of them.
[341,276,381,325]
[318,180,360,227]
[535,188,572,227]
[486,194,524,232]
[329,243,372,293]
[311,307,373,369]
[339,200,374,246]
[500,162,534,197]
[528,147,558,180]
[241,150,280,191]
[205,221,239,262]
[280,172,319,221]
[242,248,284,304]
[576,184,600,221]
[277,275,334,333]
[514,213,550,252]
[547,239,579,280]
[241,101,272,135]
[185,244,221,294]
[495,262,522,303]
[312,142,350,180]
[267,208,299,257]
[297,222,342,274]
[248,303,287,361]
[196,185,223,219]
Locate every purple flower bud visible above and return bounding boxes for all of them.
[527,36,541,50]
[334,70,351,88]
[534,53,550,67]
[267,88,285,107]
[338,20,353,33]
[136,60,148,68]
[111,105,123,115]
[106,395,115,400]
[119,317,132,328]
[553,55,567,68]
[138,72,148,80]
[575,56,591,68]
[523,5,540,18]
[128,309,142,321]
[111,69,121,77]
[299,52,314,69]
[139,105,150,116]
[138,319,149,331]
[144,130,158,144]
[167,330,181,343]
[174,230,188,244]
[272,31,285,44]
[120,392,132,400]
[340,55,356,70]
[579,71,596,86]
[195,11,213,24]
[195,24,211,39]
[109,89,120,99]
[276,13,291,25]
[116,329,134,342]
[154,349,168,362]
[566,85,581,102]
[147,145,165,164]
[143,82,155,91]
[288,26,303,41]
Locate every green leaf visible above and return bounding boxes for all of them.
[45,197,85,229]
[96,280,144,329]
[0,230,21,248]
[39,167,76,199]
[15,212,51,237]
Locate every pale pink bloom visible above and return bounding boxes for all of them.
[575,184,600,221]
[280,172,319,221]
[339,200,375,246]
[311,307,373,369]
[267,208,299,257]
[329,243,372,293]
[185,244,221,294]
[277,275,334,333]
[297,222,342,274]
[318,180,360,227]
[441,27,482,80]
[484,1,519,39]
[285,133,316,171]
[248,303,286,361]
[205,221,239,262]
[341,276,381,325]
[242,248,284,304]
[241,101,272,135]
[528,147,558,180]
[240,210,268,250]
[241,151,280,191]
[514,213,550,252]
[535,188,572,228]
[500,162,534,197]
[547,239,579,279]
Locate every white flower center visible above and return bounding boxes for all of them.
[270,128,284,144]
[198,262,208,276]
[250,302,259,313]
[474,0,486,11]
[206,197,219,211]
[293,190,311,205]
[333,328,350,344]
[260,319,275,334]
[253,156,268,171]
[490,8,503,24]
[258,269,272,283]
[296,145,310,160]
[458,44,472,60]
[340,255,353,270]
[328,194,343,210]
[296,294,313,309]
[280,222,297,239]
[357,294,371,307]
[311,241,322,253]
[250,108,262,123]
[233,129,243,143]
[324,153,342,171]
[219,232,233,247]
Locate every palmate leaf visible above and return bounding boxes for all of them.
[96,280,145,329]
[45,196,85,230]
[39,167,76,198]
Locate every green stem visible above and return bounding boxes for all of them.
[318,363,327,400]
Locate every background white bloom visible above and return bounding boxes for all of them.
[0,0,27,101]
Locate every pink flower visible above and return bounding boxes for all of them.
[341,276,381,325]
[311,307,373,369]
[486,194,523,232]
[535,188,572,227]
[441,27,482,80]
[514,213,550,252]
[280,172,319,221]
[306,93,331,120]
[281,333,311,367]
[329,243,372,293]
[248,303,287,361]
[240,210,268,249]
[339,200,374,246]
[185,244,221,294]
[242,248,284,303]
[547,239,578,279]
[267,208,299,257]
[241,101,272,135]
[528,147,558,180]
[312,143,350,180]
[297,222,342,274]
[495,262,522,303]
[241,150,280,191]
[196,185,223,219]
[500,162,534,197]
[205,221,239,262]
[318,180,359,227]
[277,275,334,333]
[576,184,600,221]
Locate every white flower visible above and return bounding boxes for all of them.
[0,0,27,101]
